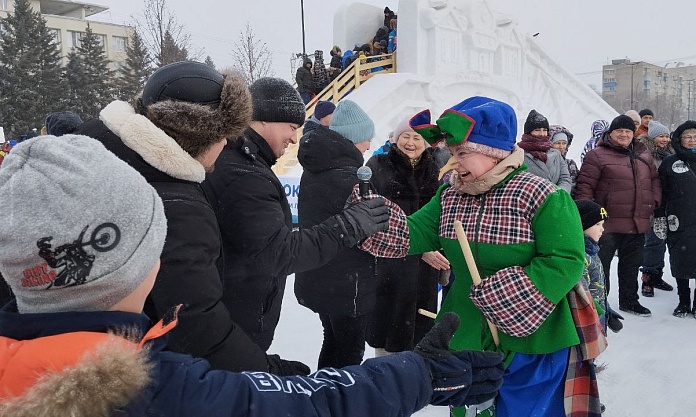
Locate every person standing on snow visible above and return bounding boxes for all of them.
[518,109,573,193]
[203,79,389,364]
[75,61,305,375]
[357,96,605,417]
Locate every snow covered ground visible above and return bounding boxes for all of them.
[270,256,696,416]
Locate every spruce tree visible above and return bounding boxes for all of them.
[0,0,66,138]
[64,24,114,119]
[159,29,188,66]
[204,55,215,69]
[116,30,152,102]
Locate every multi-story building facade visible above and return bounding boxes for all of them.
[0,0,132,70]
[602,59,696,126]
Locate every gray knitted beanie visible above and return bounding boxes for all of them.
[648,121,670,139]
[249,77,306,126]
[0,135,167,313]
[329,100,375,144]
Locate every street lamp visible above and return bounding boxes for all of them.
[300,0,306,58]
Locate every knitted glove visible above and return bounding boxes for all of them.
[267,354,311,376]
[336,197,389,247]
[414,312,504,407]
[653,217,667,240]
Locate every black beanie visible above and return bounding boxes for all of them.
[249,77,306,126]
[523,109,549,134]
[608,115,636,134]
[639,109,654,118]
[44,111,83,136]
[575,200,608,231]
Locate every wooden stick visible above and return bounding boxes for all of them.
[418,308,438,319]
[453,221,500,346]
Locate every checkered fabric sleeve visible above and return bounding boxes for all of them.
[348,185,410,258]
[469,265,555,337]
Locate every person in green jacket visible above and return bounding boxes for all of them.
[358,97,605,417]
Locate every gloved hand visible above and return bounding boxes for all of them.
[606,306,624,333]
[336,197,390,247]
[653,216,667,240]
[267,354,311,376]
[414,312,505,407]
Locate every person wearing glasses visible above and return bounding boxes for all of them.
[654,121,696,317]
[575,114,661,318]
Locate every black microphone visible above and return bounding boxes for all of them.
[357,166,372,198]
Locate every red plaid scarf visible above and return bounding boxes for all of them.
[564,284,607,417]
[518,133,552,162]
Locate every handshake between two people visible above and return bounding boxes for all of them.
[335,197,391,247]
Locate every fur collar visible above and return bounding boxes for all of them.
[0,335,152,417]
[100,101,205,183]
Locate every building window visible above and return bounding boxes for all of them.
[68,30,83,48]
[95,34,106,52]
[48,28,61,49]
[112,36,127,53]
[0,0,8,11]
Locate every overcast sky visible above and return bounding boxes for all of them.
[95,0,696,87]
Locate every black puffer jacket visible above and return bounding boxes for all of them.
[658,121,696,279]
[75,102,270,373]
[295,127,376,316]
[203,128,356,350]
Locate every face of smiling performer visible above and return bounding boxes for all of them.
[447,145,499,182]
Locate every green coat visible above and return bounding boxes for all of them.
[406,168,584,358]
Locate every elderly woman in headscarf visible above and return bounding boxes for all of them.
[580,120,609,164]
[356,97,605,417]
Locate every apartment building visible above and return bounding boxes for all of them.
[0,0,132,69]
[602,59,696,121]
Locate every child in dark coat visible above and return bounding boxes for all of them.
[575,199,624,333]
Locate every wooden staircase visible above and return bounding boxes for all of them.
[272,53,396,176]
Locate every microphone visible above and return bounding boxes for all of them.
[357,166,372,198]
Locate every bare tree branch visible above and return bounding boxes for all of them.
[230,23,274,85]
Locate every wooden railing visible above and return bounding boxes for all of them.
[272,53,396,175]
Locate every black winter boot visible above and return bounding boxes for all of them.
[649,271,674,292]
[674,280,691,318]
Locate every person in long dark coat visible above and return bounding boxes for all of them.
[656,121,696,317]
[295,100,377,368]
[365,117,446,355]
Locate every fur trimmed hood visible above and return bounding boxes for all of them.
[100,100,207,182]
[99,70,251,183]
[0,334,152,417]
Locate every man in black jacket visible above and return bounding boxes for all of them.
[74,61,308,375]
[203,78,389,354]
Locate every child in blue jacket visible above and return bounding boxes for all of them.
[0,135,504,417]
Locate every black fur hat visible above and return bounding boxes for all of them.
[523,109,549,134]
[135,61,251,158]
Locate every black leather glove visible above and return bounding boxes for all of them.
[336,197,390,247]
[266,354,311,376]
[414,312,505,407]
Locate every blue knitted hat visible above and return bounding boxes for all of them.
[329,100,375,144]
[314,101,336,120]
[410,96,517,152]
